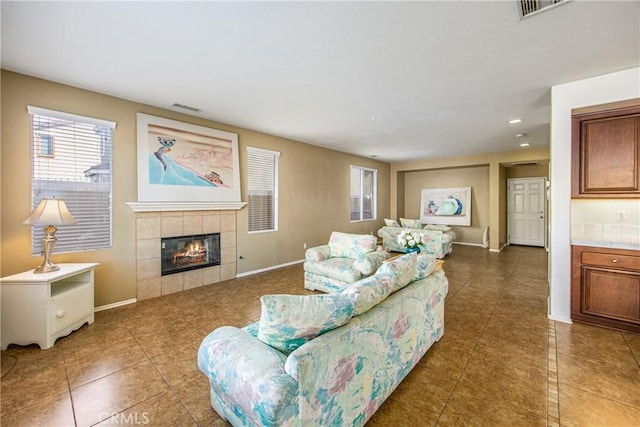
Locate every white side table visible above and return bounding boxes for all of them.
[1,263,99,350]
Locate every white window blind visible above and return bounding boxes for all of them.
[27,106,116,255]
[247,147,279,233]
[350,165,377,221]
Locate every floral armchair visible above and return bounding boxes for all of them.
[303,231,390,293]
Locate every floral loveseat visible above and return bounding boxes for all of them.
[303,231,390,293]
[198,253,448,426]
[378,223,455,259]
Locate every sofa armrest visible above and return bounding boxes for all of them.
[353,249,390,276]
[198,326,298,425]
[305,245,331,262]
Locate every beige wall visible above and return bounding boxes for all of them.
[390,148,550,251]
[1,70,390,306]
[505,164,549,179]
[403,166,490,244]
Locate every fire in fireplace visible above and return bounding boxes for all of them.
[161,233,220,276]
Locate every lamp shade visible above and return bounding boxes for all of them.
[23,198,76,226]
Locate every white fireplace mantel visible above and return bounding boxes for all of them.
[127,201,247,212]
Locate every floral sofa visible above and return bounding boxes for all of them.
[198,253,448,426]
[303,231,390,293]
[378,224,455,258]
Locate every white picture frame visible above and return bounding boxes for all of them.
[136,113,241,203]
[420,187,472,226]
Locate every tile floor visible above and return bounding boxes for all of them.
[1,245,639,426]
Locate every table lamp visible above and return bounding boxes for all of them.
[23,198,76,273]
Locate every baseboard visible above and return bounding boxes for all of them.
[488,243,509,252]
[94,298,137,312]
[548,314,572,324]
[452,241,484,247]
[236,259,304,278]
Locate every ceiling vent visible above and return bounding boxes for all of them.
[171,103,202,113]
[517,0,567,19]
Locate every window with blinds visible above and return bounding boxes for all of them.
[350,165,377,221]
[27,106,116,255]
[247,147,279,233]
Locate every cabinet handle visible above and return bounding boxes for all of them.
[56,309,65,318]
[611,259,619,263]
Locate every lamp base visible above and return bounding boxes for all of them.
[34,259,60,274]
[34,226,59,274]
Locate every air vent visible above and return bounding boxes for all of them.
[171,103,202,113]
[517,0,566,19]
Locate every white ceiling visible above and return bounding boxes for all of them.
[2,1,639,163]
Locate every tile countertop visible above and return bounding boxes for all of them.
[572,223,640,251]
[571,239,640,251]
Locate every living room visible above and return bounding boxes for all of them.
[1,1,639,426]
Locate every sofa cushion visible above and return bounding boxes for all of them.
[328,231,377,259]
[400,218,422,228]
[258,293,355,354]
[413,254,437,281]
[423,224,452,232]
[384,218,400,227]
[304,258,363,283]
[377,253,418,292]
[341,272,396,315]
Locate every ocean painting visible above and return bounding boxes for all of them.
[135,113,241,204]
[147,124,232,188]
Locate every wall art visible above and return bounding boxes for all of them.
[136,113,241,203]
[420,186,472,226]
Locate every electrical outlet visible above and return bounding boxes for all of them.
[617,210,626,221]
[303,243,307,249]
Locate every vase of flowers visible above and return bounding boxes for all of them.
[397,229,423,253]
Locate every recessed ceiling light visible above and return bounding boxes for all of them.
[509,119,522,124]
[515,133,525,137]
[520,143,530,147]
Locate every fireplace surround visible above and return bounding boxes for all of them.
[134,209,238,300]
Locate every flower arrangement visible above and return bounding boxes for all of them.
[397,228,424,248]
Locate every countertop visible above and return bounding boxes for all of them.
[571,239,640,251]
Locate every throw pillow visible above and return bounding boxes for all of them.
[400,218,422,229]
[257,293,355,354]
[384,218,400,227]
[377,252,418,292]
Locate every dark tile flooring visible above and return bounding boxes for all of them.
[1,245,639,426]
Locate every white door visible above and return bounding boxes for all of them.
[508,177,546,247]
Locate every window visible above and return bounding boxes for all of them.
[28,106,116,255]
[350,165,377,221]
[247,147,279,233]
[37,134,54,157]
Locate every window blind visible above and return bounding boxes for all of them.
[27,106,116,254]
[247,147,279,233]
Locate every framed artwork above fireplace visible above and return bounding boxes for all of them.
[136,113,241,204]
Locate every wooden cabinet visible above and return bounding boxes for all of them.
[572,105,640,198]
[571,246,640,333]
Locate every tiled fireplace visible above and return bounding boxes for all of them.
[134,210,237,300]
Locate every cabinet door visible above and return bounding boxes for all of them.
[572,105,640,198]
[581,266,640,323]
